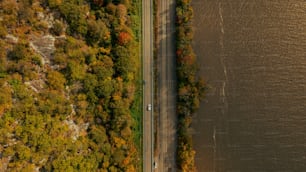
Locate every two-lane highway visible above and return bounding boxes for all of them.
[142,0,176,171]
[142,0,154,172]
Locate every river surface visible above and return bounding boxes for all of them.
[191,0,306,171]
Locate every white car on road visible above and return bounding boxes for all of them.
[153,162,157,169]
[147,104,152,111]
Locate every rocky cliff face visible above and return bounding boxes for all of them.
[0,1,87,171]
[0,0,141,171]
[29,34,55,66]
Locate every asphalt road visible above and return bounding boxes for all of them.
[156,0,177,171]
[142,0,154,172]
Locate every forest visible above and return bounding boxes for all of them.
[0,0,141,171]
[175,0,206,171]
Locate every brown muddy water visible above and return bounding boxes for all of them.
[190,0,306,171]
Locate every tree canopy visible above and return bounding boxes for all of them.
[0,0,141,171]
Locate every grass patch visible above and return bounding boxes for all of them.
[131,79,143,148]
[130,0,143,171]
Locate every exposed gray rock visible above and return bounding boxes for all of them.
[5,34,18,44]
[24,79,45,93]
[64,119,89,142]
[29,34,55,66]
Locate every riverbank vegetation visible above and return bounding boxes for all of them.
[175,0,206,171]
[0,0,141,171]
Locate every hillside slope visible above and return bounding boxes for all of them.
[0,0,141,171]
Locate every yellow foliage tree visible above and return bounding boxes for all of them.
[0,85,12,116]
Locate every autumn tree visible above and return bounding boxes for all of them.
[8,42,31,61]
[0,84,12,115]
[47,70,66,90]
[0,0,141,171]
[66,60,86,82]
[175,0,206,171]
[87,19,110,46]
[92,0,104,7]
[51,20,65,36]
[117,31,132,45]
[59,1,88,36]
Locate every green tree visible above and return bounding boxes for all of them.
[8,42,31,61]
[52,20,65,36]
[0,85,12,114]
[91,57,114,79]
[59,2,88,36]
[86,19,110,46]
[112,46,136,80]
[47,70,66,90]
[66,60,86,81]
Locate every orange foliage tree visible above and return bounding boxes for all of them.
[118,32,132,45]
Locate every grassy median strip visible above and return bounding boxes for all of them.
[129,0,143,171]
